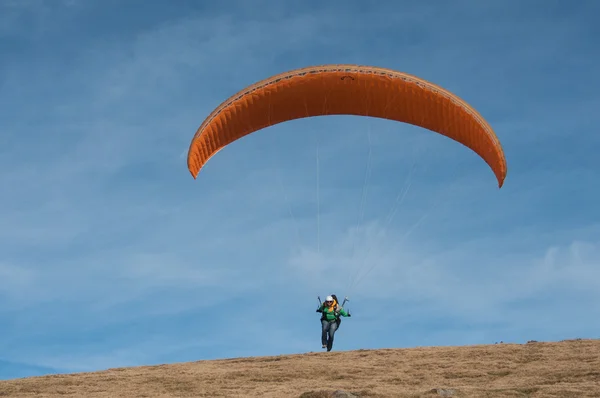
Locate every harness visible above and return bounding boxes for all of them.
[321,300,342,325]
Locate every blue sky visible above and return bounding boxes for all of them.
[1,0,599,380]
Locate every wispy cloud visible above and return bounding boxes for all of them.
[0,0,599,379]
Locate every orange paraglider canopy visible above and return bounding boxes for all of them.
[187,64,507,187]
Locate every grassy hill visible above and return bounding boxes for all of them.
[1,338,598,397]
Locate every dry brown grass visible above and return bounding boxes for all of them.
[1,338,598,397]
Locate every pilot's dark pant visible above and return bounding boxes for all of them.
[321,319,339,352]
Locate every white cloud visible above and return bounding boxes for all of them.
[285,215,600,317]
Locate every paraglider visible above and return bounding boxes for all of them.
[185,64,508,350]
[186,64,507,188]
[316,294,351,352]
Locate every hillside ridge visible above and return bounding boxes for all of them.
[1,338,599,397]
